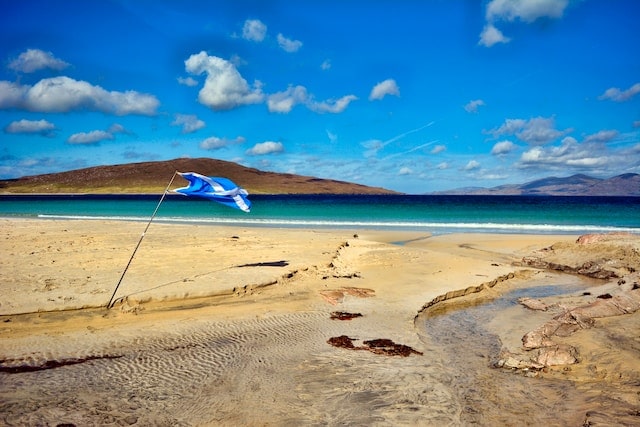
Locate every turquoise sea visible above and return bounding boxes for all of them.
[0,194,639,235]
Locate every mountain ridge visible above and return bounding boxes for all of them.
[435,173,640,196]
[0,158,397,195]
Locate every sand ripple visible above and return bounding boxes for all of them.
[1,308,466,426]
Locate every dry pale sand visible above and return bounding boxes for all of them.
[0,218,638,426]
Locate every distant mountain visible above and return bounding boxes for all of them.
[436,173,640,196]
[0,158,397,195]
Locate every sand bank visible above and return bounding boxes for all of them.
[1,219,638,426]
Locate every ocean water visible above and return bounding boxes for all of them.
[0,194,638,234]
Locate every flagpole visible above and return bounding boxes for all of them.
[107,171,179,309]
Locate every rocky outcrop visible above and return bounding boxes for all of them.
[496,233,640,372]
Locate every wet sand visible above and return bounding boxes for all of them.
[1,219,638,426]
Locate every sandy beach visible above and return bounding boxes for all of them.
[1,218,639,426]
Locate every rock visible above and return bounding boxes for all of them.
[576,232,634,244]
[330,311,363,320]
[535,345,578,366]
[571,299,627,318]
[553,310,595,331]
[518,297,548,311]
[522,320,562,349]
[577,261,618,279]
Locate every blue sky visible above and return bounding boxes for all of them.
[1,0,638,193]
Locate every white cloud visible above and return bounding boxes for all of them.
[321,59,331,70]
[481,0,569,47]
[242,19,267,42]
[518,137,613,171]
[369,79,400,101]
[171,113,205,134]
[464,99,486,113]
[583,130,618,144]
[489,116,570,145]
[67,130,114,145]
[200,135,244,150]
[0,81,28,108]
[598,83,640,102]
[177,76,198,87]
[491,140,516,155]
[108,123,132,135]
[430,144,447,154]
[267,84,357,114]
[479,24,510,47]
[464,160,481,171]
[5,119,55,136]
[436,162,449,170]
[246,141,284,155]
[277,33,302,53]
[308,94,358,113]
[267,85,308,113]
[486,0,569,23]
[8,49,69,73]
[398,167,413,175]
[0,77,159,115]
[185,51,264,111]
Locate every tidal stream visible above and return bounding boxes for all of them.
[416,273,621,426]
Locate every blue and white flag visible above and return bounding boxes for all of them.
[173,172,251,212]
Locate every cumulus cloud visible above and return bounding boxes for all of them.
[0,77,159,115]
[267,85,356,114]
[171,113,205,134]
[177,76,198,87]
[489,116,571,145]
[277,33,302,52]
[478,24,510,47]
[598,83,640,102]
[463,160,481,171]
[480,0,570,47]
[4,119,56,136]
[486,0,569,23]
[491,140,516,155]
[200,135,245,150]
[8,49,69,73]
[66,123,131,145]
[267,85,308,113]
[518,136,616,171]
[242,19,267,42]
[464,99,486,113]
[436,162,449,170]
[67,130,114,145]
[369,79,400,101]
[185,51,264,111]
[246,141,284,155]
[398,167,413,176]
[321,59,331,70]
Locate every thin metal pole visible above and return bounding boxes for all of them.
[107,171,179,309]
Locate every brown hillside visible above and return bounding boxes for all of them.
[0,158,397,195]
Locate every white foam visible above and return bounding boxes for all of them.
[37,214,640,234]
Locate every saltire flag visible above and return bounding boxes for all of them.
[173,172,251,212]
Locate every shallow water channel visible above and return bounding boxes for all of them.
[416,273,603,426]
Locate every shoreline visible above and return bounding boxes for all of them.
[1,218,638,425]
